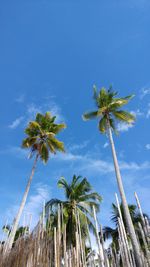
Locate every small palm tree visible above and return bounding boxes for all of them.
[45,175,102,247]
[7,112,66,250]
[103,203,149,254]
[83,86,142,266]
[2,225,29,245]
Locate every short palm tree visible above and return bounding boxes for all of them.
[2,225,29,245]
[103,203,149,257]
[7,112,66,251]
[83,86,142,266]
[45,175,102,247]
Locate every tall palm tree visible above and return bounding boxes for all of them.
[82,86,142,266]
[7,112,66,251]
[45,175,102,247]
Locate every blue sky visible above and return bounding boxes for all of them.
[0,0,150,239]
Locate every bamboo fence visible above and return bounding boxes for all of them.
[0,193,149,267]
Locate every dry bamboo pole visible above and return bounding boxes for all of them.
[75,231,80,267]
[134,192,145,226]
[109,247,116,267]
[100,225,110,267]
[54,227,58,267]
[145,216,150,245]
[85,218,96,267]
[118,236,126,267]
[76,211,86,267]
[57,204,61,267]
[115,193,134,267]
[93,206,105,267]
[135,192,150,245]
[118,217,131,267]
[138,222,150,266]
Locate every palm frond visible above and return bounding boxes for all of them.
[40,143,49,163]
[82,111,98,121]
[113,110,135,123]
[99,116,107,133]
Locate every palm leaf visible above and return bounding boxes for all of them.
[113,110,135,123]
[40,143,49,163]
[99,116,107,133]
[82,111,98,121]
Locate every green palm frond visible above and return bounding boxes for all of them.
[46,175,102,246]
[52,123,66,134]
[99,116,107,133]
[22,112,66,164]
[78,192,102,203]
[82,111,98,121]
[49,137,65,152]
[83,86,135,135]
[113,110,135,123]
[22,137,38,148]
[71,175,82,188]
[40,143,49,163]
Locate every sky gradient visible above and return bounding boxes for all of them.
[0,0,150,239]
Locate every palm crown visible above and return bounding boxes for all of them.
[45,175,102,245]
[83,86,135,133]
[22,112,66,163]
[103,203,149,250]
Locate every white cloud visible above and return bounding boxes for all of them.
[103,142,109,149]
[15,94,25,103]
[69,141,89,151]
[55,150,150,174]
[26,101,65,124]
[117,122,134,132]
[131,109,144,117]
[140,87,150,99]
[145,144,150,150]
[9,116,24,129]
[24,183,51,228]
[1,184,51,232]
[146,103,150,118]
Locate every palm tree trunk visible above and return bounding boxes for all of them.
[107,123,142,267]
[6,154,39,252]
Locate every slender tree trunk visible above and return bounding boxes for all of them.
[107,123,142,267]
[6,154,39,252]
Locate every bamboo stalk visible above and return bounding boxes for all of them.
[93,206,105,267]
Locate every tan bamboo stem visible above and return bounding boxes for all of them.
[93,206,105,267]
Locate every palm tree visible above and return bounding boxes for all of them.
[45,175,102,247]
[82,86,142,266]
[103,203,149,247]
[2,225,29,245]
[7,112,66,251]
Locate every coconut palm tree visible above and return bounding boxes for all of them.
[7,112,66,251]
[2,225,29,245]
[103,203,149,249]
[45,175,102,247]
[82,86,142,266]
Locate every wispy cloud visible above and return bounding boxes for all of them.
[9,116,24,129]
[117,122,134,132]
[1,183,51,231]
[26,101,65,124]
[140,87,150,99]
[103,142,109,149]
[69,140,89,152]
[8,98,65,130]
[15,94,25,103]
[145,144,150,150]
[54,150,150,174]
[0,146,28,159]
[146,103,150,118]
[131,109,144,117]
